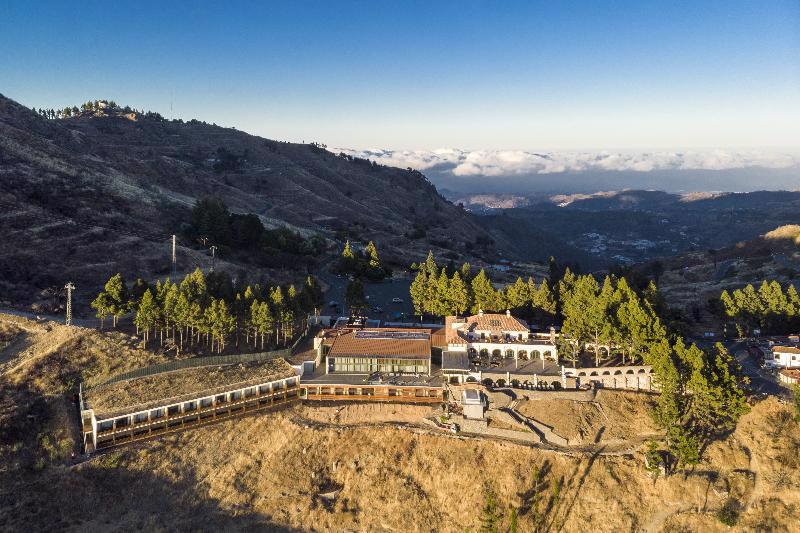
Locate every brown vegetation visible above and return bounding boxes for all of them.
[2,313,800,531]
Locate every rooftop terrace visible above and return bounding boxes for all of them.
[85,359,297,419]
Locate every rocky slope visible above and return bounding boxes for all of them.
[0,94,498,308]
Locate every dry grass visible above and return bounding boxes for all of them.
[85,359,296,419]
[765,224,800,245]
[2,313,800,532]
[517,390,659,444]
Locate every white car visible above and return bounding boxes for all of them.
[392,297,403,304]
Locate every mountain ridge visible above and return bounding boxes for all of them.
[0,94,500,307]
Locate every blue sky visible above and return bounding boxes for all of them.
[1,0,798,150]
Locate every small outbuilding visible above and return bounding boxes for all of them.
[461,389,485,420]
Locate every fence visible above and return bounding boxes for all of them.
[98,323,311,387]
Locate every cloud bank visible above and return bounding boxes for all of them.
[335,148,799,177]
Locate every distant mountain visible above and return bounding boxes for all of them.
[0,94,498,307]
[479,189,800,269]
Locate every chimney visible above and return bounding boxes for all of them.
[506,309,511,317]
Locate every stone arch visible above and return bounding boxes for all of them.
[511,379,520,388]
[590,371,598,376]
[479,348,489,358]
[614,370,623,375]
[496,379,506,388]
[466,376,478,383]
[578,372,587,377]
[505,349,515,359]
[552,381,562,390]
[482,378,494,388]
[638,368,647,374]
[602,370,611,376]
[492,349,502,358]
[532,350,541,359]
[626,369,635,375]
[468,348,478,356]
[518,350,528,360]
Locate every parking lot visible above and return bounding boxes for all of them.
[320,273,418,323]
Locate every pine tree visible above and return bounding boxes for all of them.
[533,279,557,323]
[174,292,190,348]
[365,241,381,270]
[434,269,451,317]
[135,289,158,347]
[424,250,437,276]
[471,269,498,313]
[478,487,502,533]
[561,274,598,356]
[410,269,428,320]
[91,292,113,329]
[342,240,354,260]
[104,273,129,327]
[505,277,529,311]
[460,262,471,281]
[449,271,470,316]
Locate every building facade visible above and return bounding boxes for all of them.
[319,328,432,376]
[769,345,800,369]
[445,311,558,362]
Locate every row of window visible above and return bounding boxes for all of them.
[96,377,298,432]
[329,357,429,374]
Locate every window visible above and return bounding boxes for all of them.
[215,394,227,404]
[150,408,164,419]
[134,412,148,424]
[183,401,197,412]
[200,398,213,408]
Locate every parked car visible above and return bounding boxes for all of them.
[392,297,403,303]
[328,300,339,307]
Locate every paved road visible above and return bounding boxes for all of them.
[728,340,788,397]
[0,307,95,328]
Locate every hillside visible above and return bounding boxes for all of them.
[2,312,799,532]
[642,224,800,333]
[477,189,800,268]
[0,94,498,310]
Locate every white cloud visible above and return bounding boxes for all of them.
[334,148,799,176]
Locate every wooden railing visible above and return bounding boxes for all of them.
[95,387,300,446]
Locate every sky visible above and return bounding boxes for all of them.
[1,0,799,153]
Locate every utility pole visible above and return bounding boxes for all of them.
[171,234,177,276]
[64,282,75,326]
[210,245,218,272]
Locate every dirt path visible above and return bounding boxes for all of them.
[641,503,693,533]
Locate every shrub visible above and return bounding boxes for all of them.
[716,498,740,526]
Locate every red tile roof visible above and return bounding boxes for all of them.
[328,329,432,359]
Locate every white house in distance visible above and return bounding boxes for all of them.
[768,345,800,369]
[444,310,557,362]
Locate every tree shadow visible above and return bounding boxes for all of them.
[0,382,299,532]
